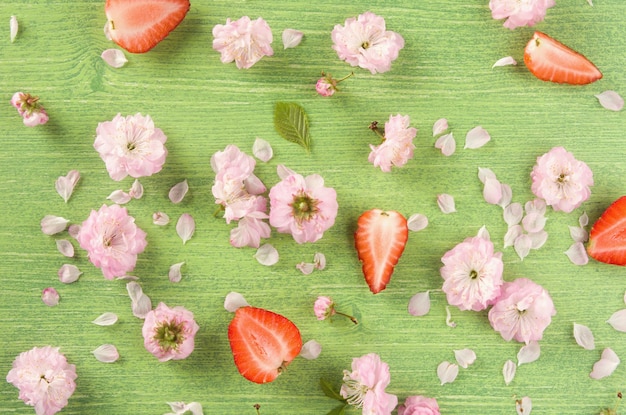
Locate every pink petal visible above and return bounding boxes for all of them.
[101,49,128,68]
[92,312,118,326]
[522,212,547,233]
[42,287,60,306]
[573,323,595,350]
[296,262,315,275]
[254,244,279,266]
[528,230,548,250]
[408,291,430,316]
[607,309,626,332]
[569,226,588,243]
[464,126,491,149]
[515,396,532,415]
[252,137,273,162]
[277,164,296,180]
[126,281,144,303]
[58,264,82,283]
[437,361,459,385]
[483,177,502,204]
[477,225,491,241]
[224,292,249,312]
[116,275,139,281]
[492,56,518,68]
[565,242,589,265]
[595,90,624,111]
[92,344,119,363]
[437,194,456,214]
[477,167,497,184]
[153,211,170,226]
[41,215,69,235]
[498,183,513,208]
[514,234,532,260]
[503,360,516,385]
[10,16,18,43]
[407,213,428,231]
[517,341,540,366]
[432,118,449,137]
[176,213,195,244]
[68,224,80,239]
[55,170,80,203]
[169,180,189,204]
[435,133,456,156]
[168,262,185,283]
[590,348,620,379]
[107,190,131,204]
[579,212,589,228]
[454,348,476,368]
[445,305,457,328]
[56,239,75,257]
[129,179,143,199]
[282,28,304,49]
[299,339,322,360]
[504,225,523,248]
[131,294,152,319]
[504,203,523,226]
[314,252,326,270]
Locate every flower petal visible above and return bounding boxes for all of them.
[504,225,523,249]
[579,212,589,228]
[131,294,152,319]
[435,133,456,156]
[129,179,143,199]
[101,49,128,68]
[565,242,589,265]
[153,211,170,226]
[299,339,322,360]
[10,15,18,43]
[477,225,490,241]
[176,213,195,244]
[503,359,516,385]
[56,239,75,257]
[68,224,80,239]
[445,305,457,328]
[254,244,279,266]
[92,312,118,326]
[277,164,296,180]
[483,177,502,205]
[517,341,540,366]
[569,226,588,243]
[252,137,273,162]
[169,180,189,204]
[590,348,620,379]
[522,212,547,233]
[607,309,626,332]
[437,361,459,385]
[437,194,456,214]
[168,262,185,283]
[58,264,82,284]
[492,56,517,68]
[42,287,60,306]
[282,28,304,49]
[407,213,428,232]
[432,118,449,136]
[126,281,144,303]
[515,396,532,415]
[41,215,69,235]
[528,230,548,250]
[454,348,477,368]
[504,203,523,226]
[498,183,513,208]
[107,190,131,204]
[314,252,326,270]
[296,262,315,275]
[573,323,595,350]
[478,167,497,184]
[514,233,532,260]
[55,170,80,203]
[465,126,491,149]
[595,90,624,111]
[92,344,119,363]
[224,292,249,312]
[408,291,430,316]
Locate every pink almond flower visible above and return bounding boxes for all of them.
[269,167,338,243]
[340,353,398,415]
[332,12,404,74]
[76,204,147,280]
[212,16,274,69]
[11,92,49,126]
[142,302,199,362]
[398,395,441,415]
[6,346,77,415]
[488,278,556,344]
[530,146,593,213]
[368,114,417,172]
[440,235,504,311]
[489,0,555,30]
[94,113,168,181]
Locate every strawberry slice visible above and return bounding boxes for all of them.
[228,306,302,384]
[588,196,626,265]
[105,0,190,53]
[524,31,602,85]
[354,209,408,294]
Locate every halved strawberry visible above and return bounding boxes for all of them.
[354,209,408,294]
[105,0,190,53]
[228,306,302,384]
[524,31,602,85]
[588,196,626,265]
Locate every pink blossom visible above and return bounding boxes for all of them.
[11,92,49,126]
[212,16,273,69]
[332,12,404,74]
[315,72,354,97]
[398,395,441,415]
[489,0,555,30]
[488,278,556,343]
[94,113,168,181]
[440,236,504,311]
[340,353,398,414]
[6,346,77,415]
[531,147,593,213]
[269,167,338,243]
[142,302,199,362]
[76,204,147,279]
[314,296,335,320]
[368,114,417,172]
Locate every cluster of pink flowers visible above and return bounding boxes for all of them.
[489,0,555,30]
[368,114,417,172]
[142,302,199,362]
[11,92,49,126]
[212,16,274,69]
[340,353,398,414]
[211,145,270,248]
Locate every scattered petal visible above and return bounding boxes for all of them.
[169,180,189,204]
[516,396,532,415]
[522,211,547,233]
[107,190,131,204]
[569,226,588,243]
[282,28,304,49]
[41,215,69,235]
[517,341,540,366]
[116,275,139,281]
[478,167,497,184]
[176,213,195,244]
[131,294,152,319]
[492,56,517,68]
[477,225,491,241]
[277,164,296,180]
[528,230,548,250]
[56,239,74,257]
[504,225,523,249]
[607,309,626,332]
[313,252,326,270]
[299,339,322,360]
[504,203,523,226]
[168,262,185,283]
[92,312,118,326]
[590,348,620,379]
[432,118,448,136]
[42,287,60,306]
[579,212,589,228]
[407,213,428,232]
[296,262,315,275]
[435,133,456,156]
[573,323,595,350]
[126,281,144,303]
[252,137,274,162]
[68,224,81,239]
[437,361,459,385]
[514,233,532,260]
[129,179,143,199]
[587,0,593,5]
[92,344,119,363]
[565,242,589,265]
[437,194,456,214]
[595,90,624,112]
[224,292,249,312]
[101,49,128,68]
[445,305,457,328]
[58,264,82,284]
[10,16,18,43]
[498,183,513,208]
[483,177,502,204]
[525,199,546,216]
[503,359,516,385]
[153,212,170,226]
[55,170,80,203]
[408,291,431,316]
[454,348,477,368]
[253,244,279,266]
[166,402,204,415]
[464,126,491,149]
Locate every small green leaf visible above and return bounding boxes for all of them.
[274,102,311,153]
[320,378,344,402]
[327,404,348,415]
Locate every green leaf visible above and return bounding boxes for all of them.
[273,102,311,153]
[320,378,344,402]
[327,404,348,415]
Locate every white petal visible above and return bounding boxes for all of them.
[129,179,143,199]
[483,177,502,205]
[277,164,296,180]
[42,287,60,306]
[68,224,80,239]
[299,340,322,360]
[579,212,589,228]
[432,118,448,137]
[107,190,131,204]
[498,183,512,208]
[595,90,624,111]
[10,16,18,43]
[516,396,532,415]
[522,212,547,233]
[587,0,593,5]
[437,194,456,214]
[517,341,540,366]
[476,225,490,241]
[525,199,546,216]
[131,294,152,319]
[116,275,139,281]
[492,56,518,68]
[573,323,595,350]
[126,281,144,303]
[41,215,69,235]
[101,49,128,68]
[435,133,456,156]
[252,137,274,162]
[92,344,119,363]
[168,262,185,283]
[58,264,82,284]
[445,305,457,328]
[528,230,548,250]
[590,348,620,379]
[55,170,80,203]
[92,312,118,326]
[282,28,304,49]
[454,348,477,368]
[565,242,589,265]
[254,244,279,266]
[407,213,428,232]
[176,213,195,244]
[56,239,75,257]
[224,292,249,312]
[169,180,189,204]
[514,234,532,260]
[503,360,516,385]
[569,226,588,243]
[504,203,523,226]
[153,211,170,226]
[504,225,523,249]
[437,361,459,385]
[314,252,326,270]
[607,309,626,332]
[464,126,491,149]
[185,402,204,415]
[296,262,315,275]
[408,291,430,316]
[477,167,497,184]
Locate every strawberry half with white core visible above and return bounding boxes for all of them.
[228,306,302,384]
[355,209,408,294]
[588,196,626,265]
[105,0,191,54]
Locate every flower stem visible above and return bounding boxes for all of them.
[336,311,358,325]
[369,121,385,141]
[336,72,354,83]
[254,404,261,415]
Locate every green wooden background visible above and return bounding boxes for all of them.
[1,1,626,414]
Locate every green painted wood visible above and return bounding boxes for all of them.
[1,1,626,414]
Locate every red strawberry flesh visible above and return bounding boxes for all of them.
[588,196,626,265]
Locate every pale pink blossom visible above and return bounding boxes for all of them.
[488,278,556,343]
[440,236,504,311]
[269,167,338,243]
[489,0,555,30]
[531,147,593,213]
[6,346,77,415]
[340,353,398,414]
[142,302,199,362]
[11,92,49,126]
[212,16,273,69]
[314,296,335,320]
[332,12,404,74]
[315,72,354,97]
[42,287,60,306]
[368,115,417,172]
[76,204,147,280]
[398,395,440,415]
[94,113,168,181]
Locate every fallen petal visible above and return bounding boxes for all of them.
[579,212,589,228]
[445,305,457,328]
[56,239,75,257]
[408,291,430,316]
[153,211,170,226]
[107,190,131,204]
[587,0,593,5]
[126,281,144,303]
[167,402,203,415]
[522,211,547,233]
[299,339,322,360]
[407,213,428,232]
[437,361,459,385]
[504,203,523,226]
[224,292,249,312]
[282,28,304,49]
[525,199,546,216]
[435,133,456,156]
[101,49,128,68]
[116,275,139,281]
[254,244,279,266]
[465,126,491,149]
[432,118,448,137]
[503,359,516,385]
[168,262,185,283]
[68,224,81,239]
[492,56,517,68]
[514,233,532,260]
[92,344,119,363]
[58,264,82,284]
[252,137,274,162]
[42,287,60,306]
[573,323,595,350]
[10,16,18,43]
[569,226,588,243]
[169,180,189,204]
[41,215,69,235]
[129,179,143,199]
[565,242,589,265]
[176,213,195,244]
[296,262,315,275]
[498,183,512,208]
[483,177,502,205]
[476,225,490,241]
[607,309,626,332]
[504,225,523,249]
[516,396,532,415]
[131,294,152,319]
[517,341,540,366]
[477,167,497,184]
[92,312,118,326]
[277,164,296,180]
[528,230,548,250]
[437,194,456,214]
[314,252,326,270]
[590,348,620,379]
[55,170,80,203]
[454,348,477,368]
[595,90,624,112]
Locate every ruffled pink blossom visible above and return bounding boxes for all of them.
[531,147,593,213]
[368,115,417,172]
[488,278,556,343]
[76,204,147,279]
[332,12,404,74]
[142,302,199,362]
[94,113,168,181]
[398,395,440,415]
[6,346,77,415]
[489,0,555,30]
[314,296,335,320]
[340,353,398,414]
[11,92,49,126]
[212,16,273,69]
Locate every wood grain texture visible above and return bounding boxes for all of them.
[1,1,626,414]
